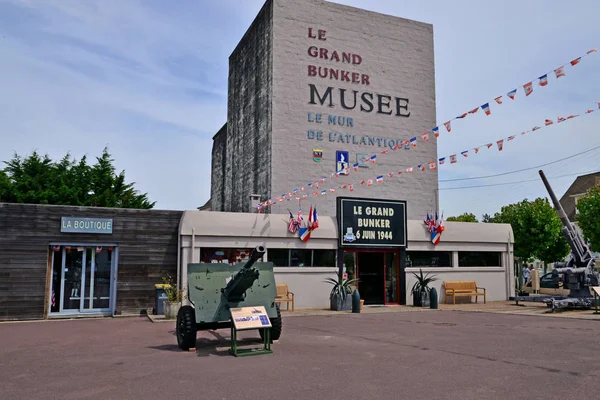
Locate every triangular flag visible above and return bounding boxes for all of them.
[444,121,452,132]
[496,139,504,151]
[494,96,503,104]
[554,66,565,78]
[523,82,533,96]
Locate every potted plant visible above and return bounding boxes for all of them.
[410,268,437,307]
[324,273,358,311]
[161,274,186,319]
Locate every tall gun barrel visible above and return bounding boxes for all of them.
[221,245,267,302]
[538,169,586,265]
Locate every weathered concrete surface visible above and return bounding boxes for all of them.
[2,309,599,400]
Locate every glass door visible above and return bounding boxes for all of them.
[385,252,399,304]
[49,245,115,315]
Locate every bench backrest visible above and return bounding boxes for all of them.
[443,281,477,291]
[276,284,289,297]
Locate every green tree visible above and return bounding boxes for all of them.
[576,184,600,252]
[1,147,155,209]
[446,212,478,223]
[492,197,569,263]
[481,213,494,223]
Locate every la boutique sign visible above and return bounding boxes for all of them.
[61,217,113,234]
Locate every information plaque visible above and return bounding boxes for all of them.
[230,306,272,331]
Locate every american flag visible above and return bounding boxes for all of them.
[287,210,298,233]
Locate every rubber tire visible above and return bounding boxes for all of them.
[176,305,197,350]
[260,304,282,341]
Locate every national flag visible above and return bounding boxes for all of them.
[360,180,366,185]
[393,143,400,151]
[496,139,504,151]
[388,172,394,178]
[494,96,503,104]
[424,213,434,233]
[570,57,581,66]
[532,126,541,131]
[566,115,578,119]
[410,137,417,146]
[320,177,326,183]
[468,107,479,114]
[406,167,413,172]
[450,154,457,164]
[588,49,598,54]
[302,194,307,199]
[432,127,440,137]
[288,210,298,233]
[438,157,445,165]
[545,119,553,126]
[459,150,468,157]
[538,74,548,86]
[507,89,517,100]
[507,135,515,141]
[523,82,533,96]
[482,103,491,116]
[586,110,594,114]
[320,190,326,196]
[557,117,566,123]
[369,155,377,163]
[380,149,389,155]
[444,121,452,132]
[418,164,425,171]
[349,185,354,192]
[299,226,311,242]
[474,147,480,154]
[420,132,429,142]
[376,175,383,183]
[312,207,319,229]
[485,143,493,148]
[456,113,467,119]
[554,66,565,78]
[353,163,359,172]
[367,179,373,186]
[428,161,437,170]
[397,171,403,175]
[329,188,335,193]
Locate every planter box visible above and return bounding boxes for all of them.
[412,290,430,307]
[330,293,352,311]
[164,301,181,319]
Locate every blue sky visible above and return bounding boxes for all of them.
[1,0,599,219]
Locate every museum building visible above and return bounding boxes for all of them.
[0,200,515,322]
[0,1,517,322]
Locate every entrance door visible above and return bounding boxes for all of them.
[49,245,116,315]
[357,252,385,305]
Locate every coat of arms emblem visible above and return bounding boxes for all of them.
[312,149,323,162]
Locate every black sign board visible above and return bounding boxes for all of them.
[337,197,407,248]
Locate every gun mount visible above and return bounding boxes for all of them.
[174,245,282,350]
[513,170,599,311]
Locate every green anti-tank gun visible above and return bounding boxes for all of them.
[175,245,282,350]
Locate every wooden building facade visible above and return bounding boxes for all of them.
[0,203,182,322]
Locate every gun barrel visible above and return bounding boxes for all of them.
[539,170,570,223]
[242,245,266,269]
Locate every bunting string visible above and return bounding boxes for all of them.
[266,102,599,209]
[258,48,598,210]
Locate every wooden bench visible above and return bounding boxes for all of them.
[443,281,486,304]
[275,284,295,311]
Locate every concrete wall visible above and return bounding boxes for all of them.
[218,0,274,212]
[270,0,438,218]
[274,267,337,309]
[405,267,513,306]
[210,124,227,212]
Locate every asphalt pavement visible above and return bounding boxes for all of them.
[1,310,599,400]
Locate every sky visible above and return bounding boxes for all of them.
[1,0,599,219]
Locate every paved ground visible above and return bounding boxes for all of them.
[2,306,600,400]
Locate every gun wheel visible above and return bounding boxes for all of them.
[176,305,197,350]
[260,303,282,342]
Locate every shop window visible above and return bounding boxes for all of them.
[458,251,502,267]
[313,250,335,267]
[343,252,356,280]
[290,249,312,266]
[267,249,289,267]
[406,251,452,268]
[200,248,264,265]
[265,249,337,267]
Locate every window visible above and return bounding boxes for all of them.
[200,248,264,265]
[266,249,337,267]
[458,251,501,267]
[406,251,452,268]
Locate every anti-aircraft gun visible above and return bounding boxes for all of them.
[536,169,599,310]
[175,245,282,350]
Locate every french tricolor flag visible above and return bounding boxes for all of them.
[507,89,517,100]
[376,175,383,183]
[538,74,548,86]
[481,103,491,116]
